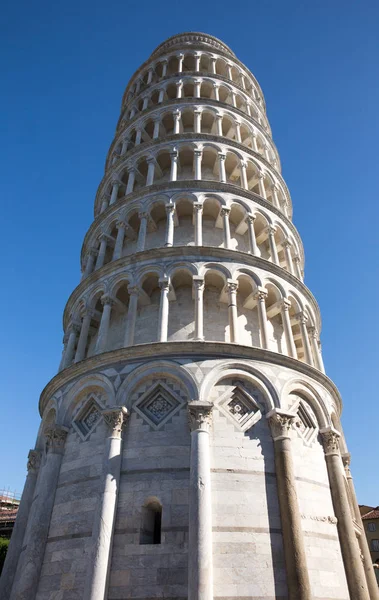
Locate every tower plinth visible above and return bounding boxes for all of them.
[2,32,377,600]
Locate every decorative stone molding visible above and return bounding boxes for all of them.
[44,425,68,453]
[102,406,129,437]
[266,409,297,440]
[300,513,338,525]
[187,401,213,432]
[320,426,341,456]
[27,449,42,472]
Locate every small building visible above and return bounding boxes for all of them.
[361,506,379,585]
[0,492,20,540]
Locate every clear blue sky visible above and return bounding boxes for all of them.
[1,0,378,504]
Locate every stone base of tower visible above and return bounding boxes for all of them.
[3,343,365,600]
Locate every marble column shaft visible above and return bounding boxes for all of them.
[0,451,42,600]
[188,402,213,600]
[84,408,129,600]
[268,411,312,600]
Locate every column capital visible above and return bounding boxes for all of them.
[138,211,149,220]
[69,322,81,335]
[173,109,181,118]
[218,152,226,161]
[245,212,256,224]
[111,176,122,186]
[341,452,351,469]
[281,298,292,310]
[102,406,129,438]
[257,171,265,180]
[188,401,213,432]
[226,279,238,293]
[127,285,139,296]
[320,427,341,456]
[271,182,280,191]
[253,286,268,302]
[295,311,308,325]
[146,155,156,165]
[192,276,205,290]
[27,449,42,472]
[220,206,230,216]
[266,409,297,441]
[80,306,96,319]
[193,202,203,213]
[240,159,248,169]
[116,219,126,230]
[293,254,301,264]
[282,238,292,248]
[307,325,318,338]
[193,107,203,115]
[88,246,98,258]
[266,225,277,235]
[170,149,178,159]
[194,148,203,157]
[159,278,170,291]
[101,294,115,307]
[165,203,176,214]
[45,425,69,454]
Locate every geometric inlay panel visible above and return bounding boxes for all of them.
[294,400,318,445]
[133,381,184,430]
[72,395,103,440]
[217,381,262,432]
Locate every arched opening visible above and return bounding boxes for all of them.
[168,270,194,340]
[265,283,285,354]
[236,274,259,347]
[145,202,166,250]
[162,112,175,136]
[202,197,223,247]
[182,54,195,72]
[175,197,194,246]
[140,499,162,545]
[167,55,179,76]
[134,273,160,344]
[203,270,228,341]
[177,146,194,181]
[229,203,249,252]
[202,147,219,182]
[108,282,130,349]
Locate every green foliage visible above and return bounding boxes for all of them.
[0,537,10,575]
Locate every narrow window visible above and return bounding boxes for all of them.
[140,501,162,545]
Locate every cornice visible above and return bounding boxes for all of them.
[110,98,278,172]
[38,341,342,418]
[96,136,290,217]
[151,33,236,59]
[66,246,318,330]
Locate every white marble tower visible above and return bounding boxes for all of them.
[2,32,378,600]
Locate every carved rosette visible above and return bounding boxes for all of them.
[102,407,129,438]
[320,428,341,456]
[268,411,296,441]
[45,426,68,454]
[27,449,42,472]
[187,401,213,432]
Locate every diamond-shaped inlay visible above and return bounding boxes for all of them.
[73,398,102,439]
[295,401,317,444]
[134,382,182,429]
[217,383,262,432]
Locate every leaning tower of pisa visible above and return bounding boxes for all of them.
[2,32,378,600]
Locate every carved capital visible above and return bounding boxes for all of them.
[165,203,176,214]
[101,294,115,307]
[266,225,277,236]
[320,427,341,456]
[45,426,68,453]
[159,278,170,291]
[102,407,129,438]
[193,202,203,213]
[192,276,205,292]
[218,152,226,161]
[281,298,291,311]
[307,326,317,339]
[254,287,268,302]
[27,449,42,472]
[227,279,238,293]
[295,312,308,326]
[267,410,296,441]
[127,285,139,296]
[220,207,230,217]
[194,149,203,158]
[116,220,126,230]
[188,401,213,432]
[245,213,256,225]
[282,238,292,249]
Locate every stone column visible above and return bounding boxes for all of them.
[173,110,181,134]
[266,226,279,264]
[194,53,201,71]
[126,167,136,194]
[307,327,324,372]
[227,280,239,343]
[161,60,168,76]
[188,401,214,600]
[100,194,110,213]
[257,172,266,198]
[109,179,121,205]
[10,427,68,600]
[246,103,252,117]
[165,204,175,247]
[95,296,114,354]
[95,234,107,269]
[170,150,178,181]
[194,149,202,181]
[135,128,142,145]
[147,68,153,84]
[218,153,226,183]
[83,248,97,279]
[193,277,205,341]
[193,203,203,245]
[123,286,139,347]
[0,450,42,600]
[84,408,129,600]
[158,88,165,103]
[194,109,202,133]
[271,184,281,209]
[282,240,294,274]
[213,84,220,101]
[294,255,302,279]
[60,323,79,370]
[235,121,242,143]
[158,279,170,342]
[296,313,313,365]
[254,287,269,349]
[239,160,248,190]
[153,118,160,139]
[210,57,217,74]
[215,113,223,136]
[281,300,297,358]
[220,207,231,249]
[267,410,312,600]
[227,64,233,80]
[176,81,183,98]
[320,428,370,600]
[246,214,258,255]
[146,158,155,186]
[112,220,126,260]
[137,212,148,252]
[251,131,259,152]
[74,309,93,363]
[264,144,271,162]
[194,79,201,98]
[142,96,149,110]
[178,53,184,72]
[342,453,379,600]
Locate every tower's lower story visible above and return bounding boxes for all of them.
[2,345,376,600]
